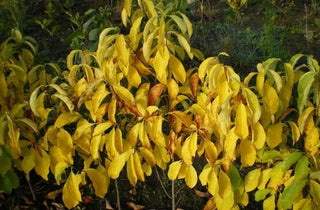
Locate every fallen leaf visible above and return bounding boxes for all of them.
[127,202,145,210]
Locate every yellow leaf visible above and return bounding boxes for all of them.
[62,172,82,209]
[263,84,279,116]
[142,162,152,176]
[49,146,68,184]
[305,126,319,156]
[185,165,198,188]
[93,121,113,137]
[153,146,170,170]
[168,55,186,83]
[86,168,109,198]
[204,140,218,166]
[123,0,132,17]
[244,168,261,192]
[208,168,219,196]
[22,148,36,180]
[176,33,193,59]
[127,123,140,147]
[56,129,73,164]
[142,0,157,18]
[90,135,101,160]
[52,93,74,112]
[253,122,266,149]
[115,127,123,153]
[266,123,283,149]
[127,65,141,88]
[243,87,261,124]
[234,103,249,140]
[108,149,133,179]
[297,107,314,133]
[139,123,151,149]
[167,78,179,99]
[34,149,50,181]
[113,85,135,106]
[240,139,256,167]
[218,169,232,198]
[133,152,145,182]
[127,154,138,186]
[263,195,275,210]
[153,48,169,84]
[288,121,301,144]
[105,128,119,159]
[199,164,211,186]
[129,16,142,50]
[181,137,192,165]
[168,161,182,180]
[256,65,265,95]
[179,12,193,37]
[177,162,188,179]
[54,112,81,128]
[198,57,220,82]
[108,98,117,124]
[223,127,239,163]
[92,83,110,114]
[188,133,198,157]
[139,147,156,166]
[146,116,166,147]
[257,168,272,190]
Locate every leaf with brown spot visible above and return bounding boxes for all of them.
[148,83,165,106]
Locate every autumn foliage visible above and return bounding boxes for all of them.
[1,0,320,209]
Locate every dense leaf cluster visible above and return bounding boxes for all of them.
[1,0,320,209]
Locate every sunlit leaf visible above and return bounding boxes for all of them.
[244,168,261,192]
[62,172,82,209]
[86,167,110,198]
[266,123,283,149]
[108,149,133,179]
[168,161,182,180]
[139,147,156,166]
[218,169,232,198]
[263,195,275,210]
[185,165,197,188]
[297,71,316,114]
[240,139,256,167]
[234,103,249,139]
[113,85,135,106]
[243,87,261,124]
[127,154,138,186]
[263,83,279,116]
[54,112,81,128]
[168,55,186,84]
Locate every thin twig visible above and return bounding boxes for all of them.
[155,167,172,199]
[27,179,36,201]
[172,179,175,210]
[115,179,121,210]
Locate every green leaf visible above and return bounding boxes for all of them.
[169,15,187,34]
[281,179,307,210]
[297,71,316,114]
[0,168,19,194]
[294,156,309,181]
[281,151,302,171]
[227,163,242,191]
[0,155,11,175]
[255,189,271,201]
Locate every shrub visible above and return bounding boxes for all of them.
[0,0,320,209]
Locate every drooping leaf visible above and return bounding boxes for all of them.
[62,172,82,209]
[310,180,320,207]
[133,152,145,182]
[266,123,283,149]
[281,151,302,172]
[244,168,261,192]
[263,195,275,210]
[297,71,316,114]
[108,149,133,179]
[294,156,309,181]
[34,149,51,181]
[252,122,266,149]
[113,85,135,106]
[243,87,261,124]
[127,153,138,186]
[234,103,249,140]
[168,161,182,180]
[255,189,271,201]
[54,112,81,128]
[139,147,156,166]
[168,55,186,84]
[86,167,110,198]
[263,83,279,116]
[185,165,197,188]
[218,169,232,198]
[281,179,307,210]
[240,139,256,167]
